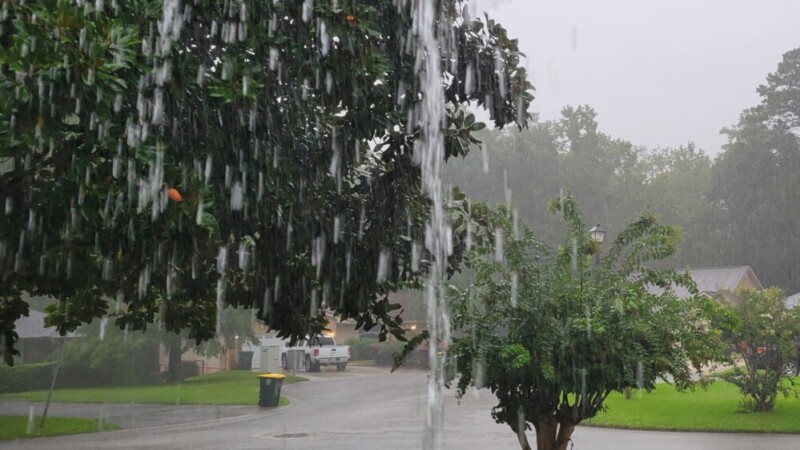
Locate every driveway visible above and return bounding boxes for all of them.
[2,365,800,449]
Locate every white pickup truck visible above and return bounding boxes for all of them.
[282,336,350,372]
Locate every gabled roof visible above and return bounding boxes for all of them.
[646,266,763,300]
[14,310,75,339]
[787,292,800,309]
[687,266,763,297]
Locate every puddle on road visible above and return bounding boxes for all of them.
[271,433,311,439]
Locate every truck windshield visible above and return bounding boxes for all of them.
[315,337,335,346]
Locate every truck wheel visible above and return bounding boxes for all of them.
[336,363,347,371]
[304,356,321,373]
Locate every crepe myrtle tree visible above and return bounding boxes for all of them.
[447,195,723,450]
[720,287,800,412]
[0,0,533,364]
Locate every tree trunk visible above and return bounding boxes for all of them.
[166,337,183,383]
[534,418,576,450]
[509,415,533,450]
[535,419,557,450]
[755,397,774,412]
[516,427,533,450]
[555,423,575,450]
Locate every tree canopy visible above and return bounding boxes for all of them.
[0,0,533,364]
[448,195,722,450]
[443,47,800,295]
[708,47,800,293]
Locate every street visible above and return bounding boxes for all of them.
[2,366,800,449]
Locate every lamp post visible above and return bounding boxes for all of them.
[588,223,607,265]
[588,223,606,245]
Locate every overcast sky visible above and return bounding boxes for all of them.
[470,0,800,156]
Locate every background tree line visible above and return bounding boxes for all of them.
[444,47,800,294]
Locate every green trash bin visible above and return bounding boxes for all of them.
[257,373,286,407]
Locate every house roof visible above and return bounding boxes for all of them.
[686,266,763,297]
[647,266,763,300]
[15,310,74,339]
[787,292,800,309]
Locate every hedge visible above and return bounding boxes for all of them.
[0,363,55,394]
[344,337,429,368]
[0,362,160,394]
[344,336,379,360]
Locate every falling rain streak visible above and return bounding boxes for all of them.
[413,1,452,448]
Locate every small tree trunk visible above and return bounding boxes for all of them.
[555,423,575,450]
[533,418,576,450]
[509,417,533,450]
[755,398,774,412]
[166,337,183,382]
[535,418,558,450]
[517,431,533,450]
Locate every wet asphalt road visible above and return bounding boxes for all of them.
[2,365,800,449]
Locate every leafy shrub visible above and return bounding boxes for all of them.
[0,358,163,393]
[720,288,799,412]
[345,337,379,360]
[55,321,161,387]
[376,340,406,366]
[344,336,429,367]
[0,362,55,393]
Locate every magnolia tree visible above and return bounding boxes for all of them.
[447,195,722,450]
[0,0,533,364]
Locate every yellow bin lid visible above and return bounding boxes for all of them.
[257,373,286,379]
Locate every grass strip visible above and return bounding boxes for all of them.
[585,380,800,433]
[0,416,120,441]
[1,370,303,406]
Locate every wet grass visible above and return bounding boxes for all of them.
[0,416,120,441]
[584,380,800,433]
[1,370,305,406]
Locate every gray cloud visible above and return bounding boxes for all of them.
[471,0,800,155]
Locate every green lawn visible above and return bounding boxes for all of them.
[1,371,305,406]
[585,380,800,433]
[0,416,120,441]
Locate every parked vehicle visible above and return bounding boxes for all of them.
[282,336,350,372]
[751,340,800,376]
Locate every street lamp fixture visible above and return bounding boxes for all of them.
[589,223,607,244]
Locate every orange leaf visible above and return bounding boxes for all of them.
[168,188,183,203]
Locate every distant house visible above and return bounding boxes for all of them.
[13,309,76,364]
[647,266,764,302]
[322,291,426,341]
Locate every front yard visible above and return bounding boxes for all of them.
[586,379,800,433]
[1,370,305,406]
[0,416,119,441]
